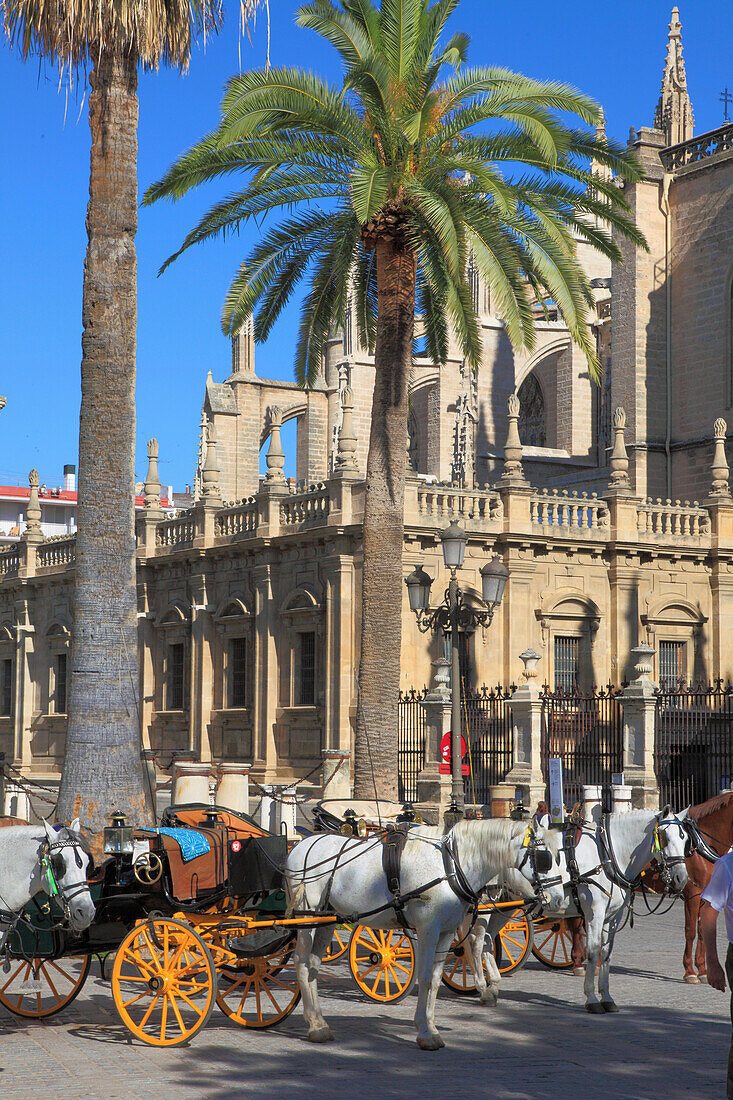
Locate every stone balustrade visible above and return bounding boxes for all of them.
[413,483,502,526]
[280,483,330,528]
[155,512,197,549]
[661,122,733,171]
[0,547,20,577]
[36,536,76,571]
[530,489,609,535]
[636,498,711,540]
[215,499,259,539]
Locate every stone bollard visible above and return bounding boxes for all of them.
[171,761,211,806]
[612,784,632,814]
[278,787,299,838]
[489,783,516,818]
[321,750,351,799]
[216,762,251,814]
[259,785,277,832]
[582,784,602,824]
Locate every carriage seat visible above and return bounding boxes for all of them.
[142,803,269,901]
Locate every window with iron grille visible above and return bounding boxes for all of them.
[167,643,185,711]
[55,653,67,714]
[554,636,579,692]
[228,637,247,709]
[1,658,12,716]
[659,640,685,688]
[297,631,316,706]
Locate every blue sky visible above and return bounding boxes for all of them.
[1,1,730,491]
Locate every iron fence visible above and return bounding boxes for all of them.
[397,688,427,802]
[541,684,623,811]
[462,685,514,806]
[655,681,733,809]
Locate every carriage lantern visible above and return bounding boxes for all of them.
[104,811,135,857]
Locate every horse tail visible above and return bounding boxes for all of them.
[285,878,308,918]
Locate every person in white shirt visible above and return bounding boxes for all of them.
[701,851,733,1098]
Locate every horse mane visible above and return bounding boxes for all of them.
[689,791,733,821]
[452,817,524,869]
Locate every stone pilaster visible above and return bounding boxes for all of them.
[322,749,351,799]
[417,658,452,819]
[620,644,660,808]
[504,649,546,808]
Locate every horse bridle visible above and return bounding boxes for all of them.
[517,830,564,907]
[650,817,689,894]
[41,836,92,922]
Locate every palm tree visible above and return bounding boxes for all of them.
[2,0,223,834]
[144,0,647,800]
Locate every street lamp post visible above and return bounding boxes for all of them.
[405,523,509,817]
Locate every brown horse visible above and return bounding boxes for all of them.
[679,791,733,982]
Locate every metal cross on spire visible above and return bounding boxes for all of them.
[721,88,732,123]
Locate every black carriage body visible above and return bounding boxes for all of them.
[227,835,288,895]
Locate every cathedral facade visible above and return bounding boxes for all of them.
[1,9,732,812]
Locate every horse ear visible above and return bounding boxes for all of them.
[678,806,691,821]
[70,817,81,834]
[42,819,55,842]
[660,804,672,819]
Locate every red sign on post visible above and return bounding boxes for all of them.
[439,732,469,775]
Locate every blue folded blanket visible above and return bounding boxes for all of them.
[140,827,211,863]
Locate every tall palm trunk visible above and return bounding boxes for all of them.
[353,236,416,800]
[57,49,153,835]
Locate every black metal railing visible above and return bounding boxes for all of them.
[541,684,623,811]
[462,684,514,806]
[655,681,733,809]
[397,687,427,802]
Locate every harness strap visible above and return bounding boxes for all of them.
[381,827,410,929]
[441,833,480,907]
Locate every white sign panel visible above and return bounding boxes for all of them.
[548,757,565,824]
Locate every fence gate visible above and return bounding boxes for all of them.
[462,685,514,806]
[655,682,733,809]
[541,685,623,811]
[397,688,427,802]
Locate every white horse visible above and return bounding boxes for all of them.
[466,806,690,1014]
[284,818,568,1050]
[0,819,96,934]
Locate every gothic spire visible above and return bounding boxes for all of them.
[654,7,694,146]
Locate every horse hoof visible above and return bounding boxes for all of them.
[308,1026,334,1043]
[417,1035,445,1051]
[698,973,708,984]
[573,967,585,977]
[479,990,498,1007]
[585,1003,605,1014]
[684,974,699,984]
[601,1001,619,1013]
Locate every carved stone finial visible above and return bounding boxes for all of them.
[144,438,162,512]
[710,418,731,499]
[654,6,694,145]
[595,107,606,141]
[519,648,542,682]
[500,392,526,485]
[265,407,286,482]
[608,406,631,491]
[201,423,221,501]
[24,468,42,540]
[336,385,358,471]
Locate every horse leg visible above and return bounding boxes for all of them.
[683,889,700,982]
[472,914,501,1007]
[582,899,605,1014]
[414,926,450,1050]
[598,909,624,1012]
[570,916,586,976]
[294,925,334,1042]
[696,900,708,982]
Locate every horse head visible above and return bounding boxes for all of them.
[652,805,690,896]
[42,818,96,931]
[513,822,568,911]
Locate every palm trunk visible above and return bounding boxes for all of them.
[57,49,153,836]
[353,236,417,800]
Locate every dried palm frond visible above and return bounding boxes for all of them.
[1,0,224,70]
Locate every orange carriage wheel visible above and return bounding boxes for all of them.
[215,938,301,1029]
[348,925,416,1003]
[323,923,354,963]
[0,954,91,1018]
[441,939,487,994]
[531,917,577,969]
[111,918,217,1047]
[495,908,534,975]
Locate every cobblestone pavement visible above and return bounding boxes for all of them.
[0,907,728,1100]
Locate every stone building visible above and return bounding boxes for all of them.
[1,8,732,815]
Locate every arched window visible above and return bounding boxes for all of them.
[517,374,546,447]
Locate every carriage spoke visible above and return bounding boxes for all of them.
[168,992,186,1034]
[160,993,168,1042]
[122,989,152,1009]
[138,990,163,1030]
